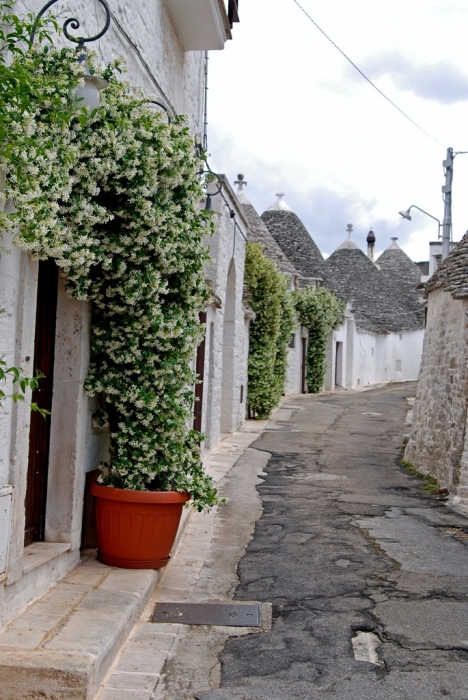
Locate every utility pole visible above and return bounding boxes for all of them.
[441,147,453,261]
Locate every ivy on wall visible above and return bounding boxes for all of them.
[294,286,345,393]
[0,3,219,510]
[244,243,297,418]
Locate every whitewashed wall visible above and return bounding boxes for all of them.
[201,177,248,451]
[285,322,303,395]
[16,0,206,136]
[375,329,424,383]
[320,305,424,393]
[324,321,348,391]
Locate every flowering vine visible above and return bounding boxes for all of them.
[0,4,218,510]
[244,243,297,418]
[293,286,345,393]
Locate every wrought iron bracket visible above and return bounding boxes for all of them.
[30,0,111,48]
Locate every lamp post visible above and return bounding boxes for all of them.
[30,0,111,109]
[398,205,442,240]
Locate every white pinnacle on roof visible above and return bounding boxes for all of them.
[234,173,250,204]
[386,237,401,250]
[336,223,360,250]
[267,193,292,211]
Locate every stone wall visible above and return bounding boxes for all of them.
[16,0,206,136]
[201,177,248,451]
[404,288,468,493]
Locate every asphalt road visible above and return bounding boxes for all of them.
[196,383,468,700]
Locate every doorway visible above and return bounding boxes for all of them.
[335,341,343,387]
[24,259,59,546]
[193,311,207,434]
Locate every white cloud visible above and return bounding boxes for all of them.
[207,0,468,263]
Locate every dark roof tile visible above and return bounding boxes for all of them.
[261,210,327,281]
[425,234,468,298]
[325,246,424,333]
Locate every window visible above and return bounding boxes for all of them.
[289,334,296,349]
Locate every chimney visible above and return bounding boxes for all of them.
[367,228,376,261]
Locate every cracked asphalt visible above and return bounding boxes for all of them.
[195,383,468,700]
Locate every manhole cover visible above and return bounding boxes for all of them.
[151,602,262,627]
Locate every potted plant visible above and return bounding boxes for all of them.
[0,23,220,568]
[80,70,221,568]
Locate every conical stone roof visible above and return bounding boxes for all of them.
[235,180,298,277]
[325,243,423,334]
[376,238,424,319]
[261,196,326,281]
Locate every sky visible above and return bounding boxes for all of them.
[207,0,468,262]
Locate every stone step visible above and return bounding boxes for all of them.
[0,553,165,700]
[0,426,265,700]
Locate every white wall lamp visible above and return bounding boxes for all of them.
[30,0,111,109]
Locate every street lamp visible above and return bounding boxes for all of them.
[398,205,442,239]
[30,0,111,109]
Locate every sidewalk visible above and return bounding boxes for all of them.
[0,415,276,700]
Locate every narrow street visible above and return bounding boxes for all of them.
[170,383,468,700]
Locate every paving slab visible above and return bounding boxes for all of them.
[0,423,266,700]
[96,434,271,699]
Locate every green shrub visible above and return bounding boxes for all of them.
[294,286,345,393]
[244,243,296,418]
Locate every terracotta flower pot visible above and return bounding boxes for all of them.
[90,482,190,569]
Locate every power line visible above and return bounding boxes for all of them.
[291,0,443,147]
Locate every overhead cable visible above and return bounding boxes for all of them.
[291,0,443,147]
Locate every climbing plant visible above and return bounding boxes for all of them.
[244,243,297,418]
[293,286,345,393]
[0,357,47,415]
[0,4,219,510]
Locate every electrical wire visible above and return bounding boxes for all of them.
[203,161,248,243]
[109,10,176,117]
[291,0,443,147]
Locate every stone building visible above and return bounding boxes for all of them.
[324,232,425,389]
[261,194,327,285]
[201,176,249,451]
[0,0,243,629]
[261,197,425,391]
[404,232,468,510]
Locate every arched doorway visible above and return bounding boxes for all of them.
[220,263,237,434]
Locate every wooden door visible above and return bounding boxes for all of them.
[24,259,59,546]
[193,312,207,433]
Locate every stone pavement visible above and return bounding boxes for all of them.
[5,384,468,700]
[195,384,468,700]
[0,418,271,700]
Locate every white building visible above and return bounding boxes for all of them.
[0,0,244,628]
[261,198,425,392]
[236,181,312,396]
[324,233,425,389]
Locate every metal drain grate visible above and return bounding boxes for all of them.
[151,602,262,627]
